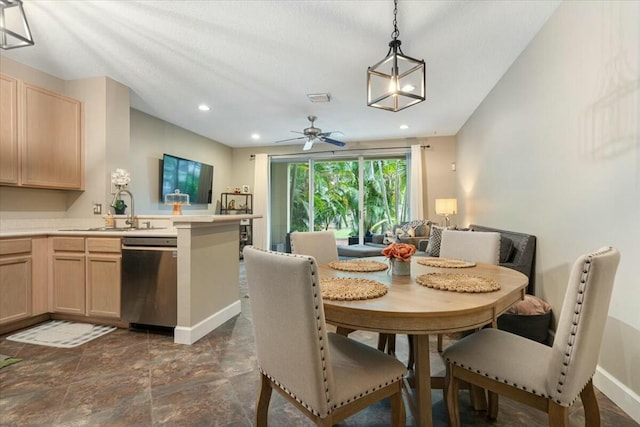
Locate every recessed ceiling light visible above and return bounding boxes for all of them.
[400,124,409,130]
[251,134,260,140]
[198,104,211,111]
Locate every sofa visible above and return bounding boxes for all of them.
[368,219,433,249]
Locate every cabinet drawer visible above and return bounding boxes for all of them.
[87,238,121,254]
[0,239,31,256]
[52,237,85,252]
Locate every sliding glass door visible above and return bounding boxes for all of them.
[269,154,409,251]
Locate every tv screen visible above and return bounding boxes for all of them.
[161,153,213,204]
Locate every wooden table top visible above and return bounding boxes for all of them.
[319,256,529,335]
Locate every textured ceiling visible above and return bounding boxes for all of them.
[1,1,560,149]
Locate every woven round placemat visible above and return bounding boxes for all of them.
[328,259,389,272]
[417,257,476,268]
[320,277,388,301]
[416,273,500,293]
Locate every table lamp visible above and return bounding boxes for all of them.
[435,198,457,226]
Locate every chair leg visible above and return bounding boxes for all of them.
[580,379,601,427]
[255,373,273,427]
[548,401,570,427]
[470,385,487,411]
[445,364,461,427]
[487,390,499,419]
[407,334,415,370]
[390,387,406,427]
[377,333,387,351]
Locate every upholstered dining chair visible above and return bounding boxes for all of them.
[289,230,339,264]
[243,246,407,427]
[385,229,503,366]
[443,246,620,427]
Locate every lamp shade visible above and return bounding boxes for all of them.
[435,198,457,216]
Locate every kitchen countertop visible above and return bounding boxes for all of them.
[0,227,178,238]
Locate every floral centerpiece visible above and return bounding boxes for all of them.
[382,242,416,276]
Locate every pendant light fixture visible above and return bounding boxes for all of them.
[367,0,425,112]
[0,0,34,50]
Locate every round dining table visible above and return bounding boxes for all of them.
[318,256,529,427]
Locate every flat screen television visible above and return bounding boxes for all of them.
[161,153,213,204]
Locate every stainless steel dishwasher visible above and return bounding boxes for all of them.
[121,236,177,329]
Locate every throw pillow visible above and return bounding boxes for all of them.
[425,225,446,257]
[383,230,397,245]
[407,227,416,237]
[499,237,515,263]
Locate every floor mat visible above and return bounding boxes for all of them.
[0,354,21,369]
[6,320,116,348]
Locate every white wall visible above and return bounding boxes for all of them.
[456,1,639,420]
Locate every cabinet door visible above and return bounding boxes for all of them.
[0,255,32,324]
[52,253,86,314]
[21,83,83,189]
[86,254,121,318]
[0,74,19,185]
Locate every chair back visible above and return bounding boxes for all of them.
[243,246,334,416]
[439,230,501,264]
[290,231,339,264]
[547,246,620,405]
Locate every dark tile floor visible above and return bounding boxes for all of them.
[0,263,637,426]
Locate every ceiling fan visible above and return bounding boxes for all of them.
[274,115,346,151]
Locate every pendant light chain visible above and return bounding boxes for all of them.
[391,0,399,41]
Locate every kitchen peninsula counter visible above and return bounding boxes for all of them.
[0,214,260,345]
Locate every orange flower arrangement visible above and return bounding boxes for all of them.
[382,242,416,262]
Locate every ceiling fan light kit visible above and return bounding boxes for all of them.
[367,0,425,112]
[0,0,34,50]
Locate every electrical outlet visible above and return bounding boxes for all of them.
[93,203,102,215]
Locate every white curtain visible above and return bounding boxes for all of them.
[410,144,425,220]
[252,153,269,249]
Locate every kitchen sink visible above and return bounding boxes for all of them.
[59,227,167,232]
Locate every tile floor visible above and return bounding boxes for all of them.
[0,262,637,426]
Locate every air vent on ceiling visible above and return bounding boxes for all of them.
[307,93,331,103]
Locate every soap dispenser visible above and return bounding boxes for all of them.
[105,212,115,228]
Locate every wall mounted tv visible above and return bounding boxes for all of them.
[161,153,214,204]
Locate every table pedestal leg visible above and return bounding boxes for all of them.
[414,334,433,427]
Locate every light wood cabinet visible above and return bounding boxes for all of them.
[0,74,19,185]
[52,237,86,315]
[0,73,84,190]
[51,237,122,319]
[0,239,32,324]
[86,238,121,318]
[21,83,83,189]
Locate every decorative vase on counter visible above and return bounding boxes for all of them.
[390,259,411,276]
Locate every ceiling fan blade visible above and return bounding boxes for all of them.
[274,136,306,143]
[303,139,315,151]
[319,131,344,137]
[320,136,346,147]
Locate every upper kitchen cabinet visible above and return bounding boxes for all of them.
[21,82,84,189]
[0,74,84,190]
[0,74,19,185]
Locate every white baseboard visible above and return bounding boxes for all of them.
[593,365,640,423]
[173,300,242,345]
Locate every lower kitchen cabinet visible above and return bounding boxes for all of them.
[86,238,121,318]
[52,237,86,315]
[52,237,122,319]
[0,239,32,324]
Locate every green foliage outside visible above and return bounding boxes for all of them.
[288,158,408,236]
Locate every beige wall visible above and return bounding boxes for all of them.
[129,109,233,215]
[456,1,639,419]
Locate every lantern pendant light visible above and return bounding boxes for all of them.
[367,0,425,112]
[0,0,34,50]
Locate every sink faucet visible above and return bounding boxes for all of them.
[111,189,137,228]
